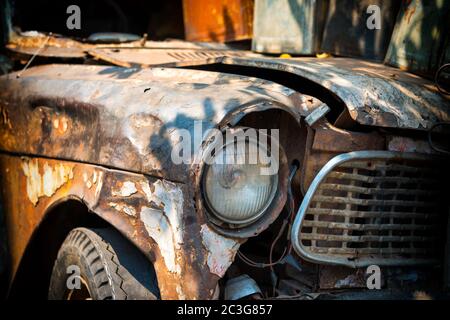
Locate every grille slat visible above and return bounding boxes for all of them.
[339,162,437,174]
[295,152,448,267]
[301,233,436,242]
[307,208,434,219]
[308,247,433,255]
[313,195,437,208]
[327,171,437,184]
[302,220,437,231]
[319,183,437,195]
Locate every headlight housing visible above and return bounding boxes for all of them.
[200,128,288,236]
[203,138,278,225]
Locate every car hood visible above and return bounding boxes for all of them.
[0,64,306,182]
[7,35,450,131]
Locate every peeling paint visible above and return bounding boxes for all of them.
[94,171,104,199]
[139,180,185,275]
[83,172,93,189]
[52,116,69,134]
[200,224,240,277]
[112,181,137,197]
[139,181,152,201]
[140,206,181,274]
[176,285,186,300]
[0,105,12,129]
[0,63,306,184]
[21,159,73,205]
[108,202,137,217]
[92,171,98,184]
[149,180,184,245]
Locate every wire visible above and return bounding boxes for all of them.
[428,122,450,155]
[435,63,450,96]
[237,163,299,271]
[237,247,288,268]
[16,33,52,78]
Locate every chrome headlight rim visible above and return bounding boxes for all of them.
[202,135,279,226]
[199,127,289,238]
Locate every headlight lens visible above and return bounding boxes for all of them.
[203,138,278,225]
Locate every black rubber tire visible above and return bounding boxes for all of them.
[48,227,158,300]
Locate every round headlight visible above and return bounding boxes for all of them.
[203,137,278,226]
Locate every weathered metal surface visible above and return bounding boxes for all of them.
[182,0,254,42]
[319,266,367,290]
[7,32,87,58]
[6,33,260,63]
[85,47,254,68]
[7,33,449,130]
[321,0,399,61]
[385,0,450,76]
[0,64,304,298]
[0,64,305,183]
[301,118,385,192]
[252,0,327,55]
[0,154,244,299]
[386,136,436,155]
[224,274,262,300]
[218,56,450,130]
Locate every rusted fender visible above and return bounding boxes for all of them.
[218,56,450,130]
[0,154,242,299]
[0,64,306,182]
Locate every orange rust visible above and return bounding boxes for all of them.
[182,0,254,42]
[0,154,229,299]
[8,34,86,50]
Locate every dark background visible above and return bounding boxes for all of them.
[10,0,185,40]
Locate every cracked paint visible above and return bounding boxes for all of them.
[21,158,73,205]
[108,202,137,217]
[112,181,138,197]
[200,224,240,278]
[94,171,104,199]
[140,206,181,274]
[139,180,184,274]
[52,116,69,134]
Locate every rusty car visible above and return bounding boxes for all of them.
[1,0,450,301]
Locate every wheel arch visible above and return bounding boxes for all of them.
[8,197,158,299]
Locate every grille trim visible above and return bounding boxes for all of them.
[291,151,448,268]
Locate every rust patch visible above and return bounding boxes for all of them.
[0,105,12,129]
[108,202,137,217]
[21,158,74,205]
[140,206,181,274]
[112,181,138,197]
[387,136,434,154]
[139,180,185,275]
[52,116,69,134]
[200,224,240,277]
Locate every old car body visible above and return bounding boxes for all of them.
[1,32,450,299]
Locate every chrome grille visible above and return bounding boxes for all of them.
[292,151,449,268]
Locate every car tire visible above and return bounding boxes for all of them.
[48,227,158,300]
